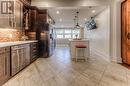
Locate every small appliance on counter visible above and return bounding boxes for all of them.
[21,35,29,41]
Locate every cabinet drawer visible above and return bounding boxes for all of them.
[30,42,38,62]
[0,47,10,54]
[11,46,19,50]
[11,45,26,51]
[5,47,10,52]
[0,48,5,54]
[31,43,37,48]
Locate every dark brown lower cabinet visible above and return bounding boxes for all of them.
[25,44,31,65]
[11,44,30,76]
[0,47,10,86]
[0,42,38,85]
[30,42,39,62]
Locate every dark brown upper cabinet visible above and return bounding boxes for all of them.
[20,0,31,6]
[37,9,55,25]
[15,1,23,29]
[23,6,38,32]
[0,0,23,29]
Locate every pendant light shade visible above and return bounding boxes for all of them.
[76,23,80,29]
[74,11,80,29]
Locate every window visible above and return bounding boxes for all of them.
[65,34,71,38]
[57,35,63,38]
[65,29,71,34]
[72,29,80,38]
[56,29,64,34]
[55,29,64,38]
[55,28,80,39]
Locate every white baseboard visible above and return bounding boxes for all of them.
[90,47,110,62]
[111,56,122,63]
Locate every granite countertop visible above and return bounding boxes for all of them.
[0,40,38,48]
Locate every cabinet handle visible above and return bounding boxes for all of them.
[127,33,130,39]
[4,55,7,75]
[16,50,20,70]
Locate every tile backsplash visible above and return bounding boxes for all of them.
[0,29,23,42]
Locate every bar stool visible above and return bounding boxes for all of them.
[75,45,87,62]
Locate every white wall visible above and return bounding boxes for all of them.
[109,0,123,63]
[84,7,110,61]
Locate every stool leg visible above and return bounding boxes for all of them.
[75,48,77,62]
[75,48,87,62]
[84,48,86,61]
[76,48,78,62]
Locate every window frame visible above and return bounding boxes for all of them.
[55,28,80,39]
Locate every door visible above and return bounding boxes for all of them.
[121,0,130,64]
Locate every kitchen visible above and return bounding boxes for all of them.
[0,0,56,85]
[0,0,130,86]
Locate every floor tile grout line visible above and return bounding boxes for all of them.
[97,64,109,86]
[33,62,50,86]
[126,70,129,86]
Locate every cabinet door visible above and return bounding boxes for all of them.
[0,47,10,85]
[19,49,24,70]
[0,53,6,85]
[0,1,23,29]
[0,1,14,28]
[20,0,31,5]
[4,51,10,80]
[15,1,23,29]
[25,44,30,65]
[11,50,20,76]
[19,47,26,70]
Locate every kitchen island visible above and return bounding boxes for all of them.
[69,39,90,60]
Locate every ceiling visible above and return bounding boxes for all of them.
[31,0,109,28]
[31,0,111,7]
[48,6,107,28]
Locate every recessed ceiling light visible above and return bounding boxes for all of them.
[59,19,62,22]
[84,18,87,21]
[56,11,60,14]
[45,3,49,7]
[92,10,96,13]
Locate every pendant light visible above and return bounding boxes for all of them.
[73,16,77,29]
[74,11,80,29]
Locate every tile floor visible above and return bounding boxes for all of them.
[2,47,130,86]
